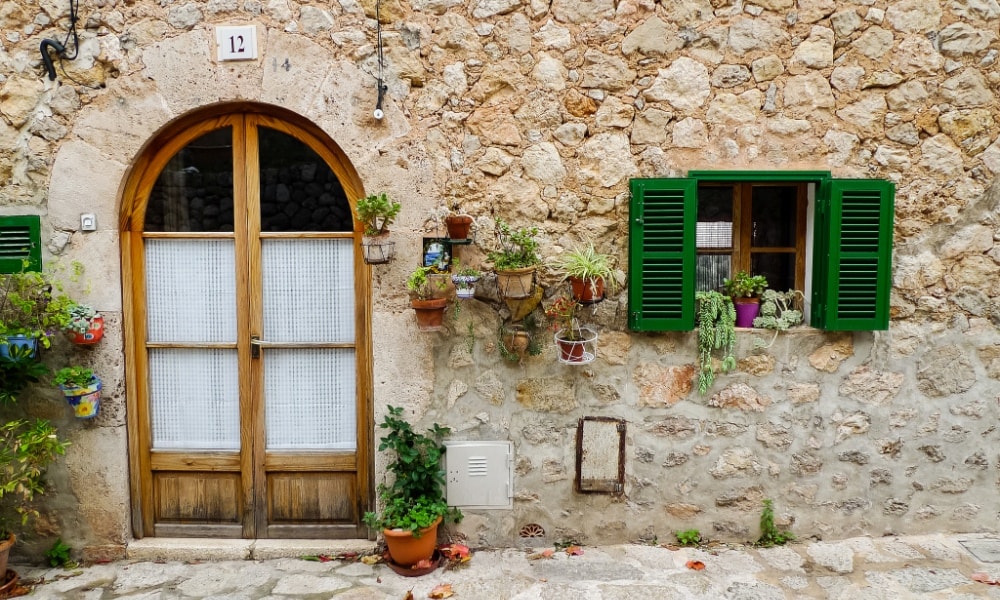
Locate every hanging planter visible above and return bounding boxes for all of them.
[552,243,619,306]
[54,368,101,419]
[569,276,605,305]
[554,327,598,365]
[451,269,480,300]
[65,304,104,345]
[487,219,542,300]
[495,266,536,299]
[408,266,449,331]
[356,192,401,265]
[0,335,38,359]
[444,214,474,241]
[362,234,396,265]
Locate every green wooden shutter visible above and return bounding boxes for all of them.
[628,178,696,331]
[812,179,894,330]
[0,215,41,273]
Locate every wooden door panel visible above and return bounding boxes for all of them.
[154,472,242,523]
[267,472,357,523]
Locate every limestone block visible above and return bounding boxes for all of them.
[642,58,710,111]
[939,224,994,259]
[266,0,293,22]
[830,65,864,91]
[938,23,995,57]
[862,71,904,89]
[918,135,964,178]
[534,19,572,50]
[938,109,995,154]
[598,330,629,366]
[554,122,587,146]
[790,452,822,475]
[940,68,994,108]
[831,10,862,38]
[49,140,125,235]
[756,422,791,449]
[467,105,522,146]
[981,136,1000,175]
[950,0,1000,20]
[834,412,870,443]
[672,117,707,148]
[892,36,945,75]
[477,147,514,176]
[412,0,463,14]
[622,17,682,56]
[644,415,697,438]
[0,75,43,128]
[167,2,204,28]
[790,26,834,71]
[885,0,942,33]
[786,382,820,404]
[551,0,615,24]
[836,93,887,138]
[709,447,761,479]
[662,452,689,466]
[580,49,635,91]
[564,89,598,117]
[631,108,672,146]
[515,378,577,413]
[664,503,701,519]
[471,0,523,19]
[576,132,637,188]
[299,6,335,34]
[874,145,912,169]
[738,354,774,375]
[808,334,854,372]
[633,362,695,406]
[707,383,771,412]
[838,365,903,405]
[885,123,919,146]
[728,16,789,54]
[916,344,976,397]
[706,91,760,125]
[521,143,566,184]
[782,72,835,117]
[594,96,634,128]
[475,370,505,405]
[715,485,765,510]
[855,26,894,59]
[751,55,783,82]
[710,64,750,88]
[434,13,481,53]
[532,54,567,92]
[823,130,859,167]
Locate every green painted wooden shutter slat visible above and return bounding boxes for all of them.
[0,215,42,273]
[628,178,696,331]
[812,179,894,330]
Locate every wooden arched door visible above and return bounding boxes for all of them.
[121,107,371,538]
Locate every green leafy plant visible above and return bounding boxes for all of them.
[487,218,541,271]
[756,499,794,547]
[675,529,702,547]
[0,344,50,404]
[406,266,447,301]
[355,192,401,236]
[53,366,95,389]
[363,406,462,536]
[551,243,621,294]
[723,271,768,298]
[0,418,69,537]
[753,289,805,348]
[695,291,736,394]
[45,538,75,568]
[0,269,76,348]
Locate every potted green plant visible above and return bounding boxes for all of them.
[753,289,805,348]
[0,269,74,356]
[451,265,481,300]
[64,303,104,345]
[551,243,620,305]
[487,218,542,299]
[407,265,449,331]
[363,405,462,567]
[544,295,597,364]
[54,366,102,419]
[722,271,768,328]
[355,192,401,265]
[695,291,736,394]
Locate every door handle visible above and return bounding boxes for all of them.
[251,335,262,359]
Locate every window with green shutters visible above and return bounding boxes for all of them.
[0,215,42,273]
[629,172,894,332]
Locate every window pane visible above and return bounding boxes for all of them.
[697,186,733,249]
[258,127,353,232]
[751,186,797,247]
[149,348,239,450]
[752,253,795,291]
[145,127,235,232]
[697,254,730,292]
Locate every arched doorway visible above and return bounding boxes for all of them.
[120,104,372,539]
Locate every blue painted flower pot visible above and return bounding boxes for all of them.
[0,335,38,359]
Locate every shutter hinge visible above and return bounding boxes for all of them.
[617,421,626,433]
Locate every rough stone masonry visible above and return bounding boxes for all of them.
[0,0,998,557]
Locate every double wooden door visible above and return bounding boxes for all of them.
[122,109,370,538]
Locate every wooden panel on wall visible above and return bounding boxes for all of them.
[267,473,356,523]
[155,472,241,523]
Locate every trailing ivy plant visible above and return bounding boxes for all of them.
[753,289,805,348]
[695,291,736,394]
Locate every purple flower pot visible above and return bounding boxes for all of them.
[733,299,760,328]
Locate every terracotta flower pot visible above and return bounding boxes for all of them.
[495,266,535,299]
[383,517,442,567]
[569,276,605,305]
[412,297,449,332]
[554,327,598,364]
[445,215,473,240]
[0,533,13,578]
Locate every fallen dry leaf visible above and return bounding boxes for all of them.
[686,560,706,571]
[971,572,1000,585]
[440,543,472,563]
[428,583,454,598]
[361,555,381,565]
[412,558,434,570]
[528,549,555,560]
[403,590,414,600]
[565,546,584,556]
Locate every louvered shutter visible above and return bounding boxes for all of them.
[0,215,41,273]
[811,179,894,330]
[628,178,696,331]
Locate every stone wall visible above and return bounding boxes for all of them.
[1,0,999,554]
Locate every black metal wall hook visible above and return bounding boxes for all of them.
[40,39,66,81]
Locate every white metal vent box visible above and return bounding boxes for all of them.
[444,441,513,509]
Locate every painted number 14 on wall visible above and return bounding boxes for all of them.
[216,26,258,61]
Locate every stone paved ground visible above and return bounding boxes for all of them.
[13,534,1000,599]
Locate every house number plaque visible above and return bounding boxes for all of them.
[216,26,258,61]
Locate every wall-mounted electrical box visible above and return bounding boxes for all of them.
[444,441,513,509]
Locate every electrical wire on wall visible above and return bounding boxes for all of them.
[39,0,103,88]
[373,0,388,119]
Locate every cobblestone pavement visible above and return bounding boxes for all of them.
[14,534,1000,599]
